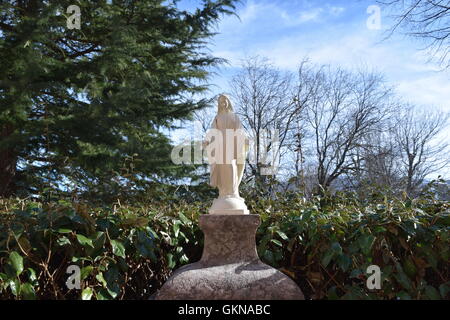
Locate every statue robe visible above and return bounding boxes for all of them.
[209,111,248,198]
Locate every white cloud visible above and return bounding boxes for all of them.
[211,2,449,116]
[218,0,343,33]
[298,8,324,23]
[396,75,450,109]
[237,0,263,24]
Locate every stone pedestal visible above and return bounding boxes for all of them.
[155,214,304,300]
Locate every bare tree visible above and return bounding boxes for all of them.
[380,0,450,68]
[193,103,216,136]
[303,65,394,193]
[393,105,450,195]
[230,57,300,185]
[286,60,322,192]
[344,126,403,195]
[225,55,449,198]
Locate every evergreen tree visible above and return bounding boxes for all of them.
[0,0,236,197]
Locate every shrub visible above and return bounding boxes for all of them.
[0,193,448,300]
[252,192,450,299]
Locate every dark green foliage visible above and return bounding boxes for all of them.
[0,193,448,300]
[0,0,237,197]
[251,192,450,300]
[0,198,203,299]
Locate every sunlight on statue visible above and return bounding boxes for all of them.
[205,94,249,215]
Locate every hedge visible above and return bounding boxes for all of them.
[0,192,449,300]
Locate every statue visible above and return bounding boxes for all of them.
[155,95,304,301]
[205,94,249,215]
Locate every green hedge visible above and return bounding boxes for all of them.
[0,193,449,300]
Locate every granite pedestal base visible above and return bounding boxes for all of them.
[155,214,304,300]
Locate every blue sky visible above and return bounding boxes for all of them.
[174,0,450,177]
[199,0,450,107]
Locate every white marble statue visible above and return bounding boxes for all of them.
[205,94,249,215]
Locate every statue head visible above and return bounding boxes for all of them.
[218,94,233,113]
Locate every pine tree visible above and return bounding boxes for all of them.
[0,0,237,197]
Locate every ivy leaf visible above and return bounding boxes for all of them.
[57,228,72,234]
[276,230,289,241]
[9,251,24,276]
[82,287,93,300]
[271,239,283,247]
[96,272,107,287]
[9,279,21,296]
[27,268,37,285]
[57,236,71,247]
[21,283,36,300]
[81,266,94,280]
[110,240,126,258]
[76,234,94,248]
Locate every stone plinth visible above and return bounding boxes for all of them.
[155,214,304,300]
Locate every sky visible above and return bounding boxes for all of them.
[174,0,450,178]
[201,0,450,104]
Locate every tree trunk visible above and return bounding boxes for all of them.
[0,124,17,197]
